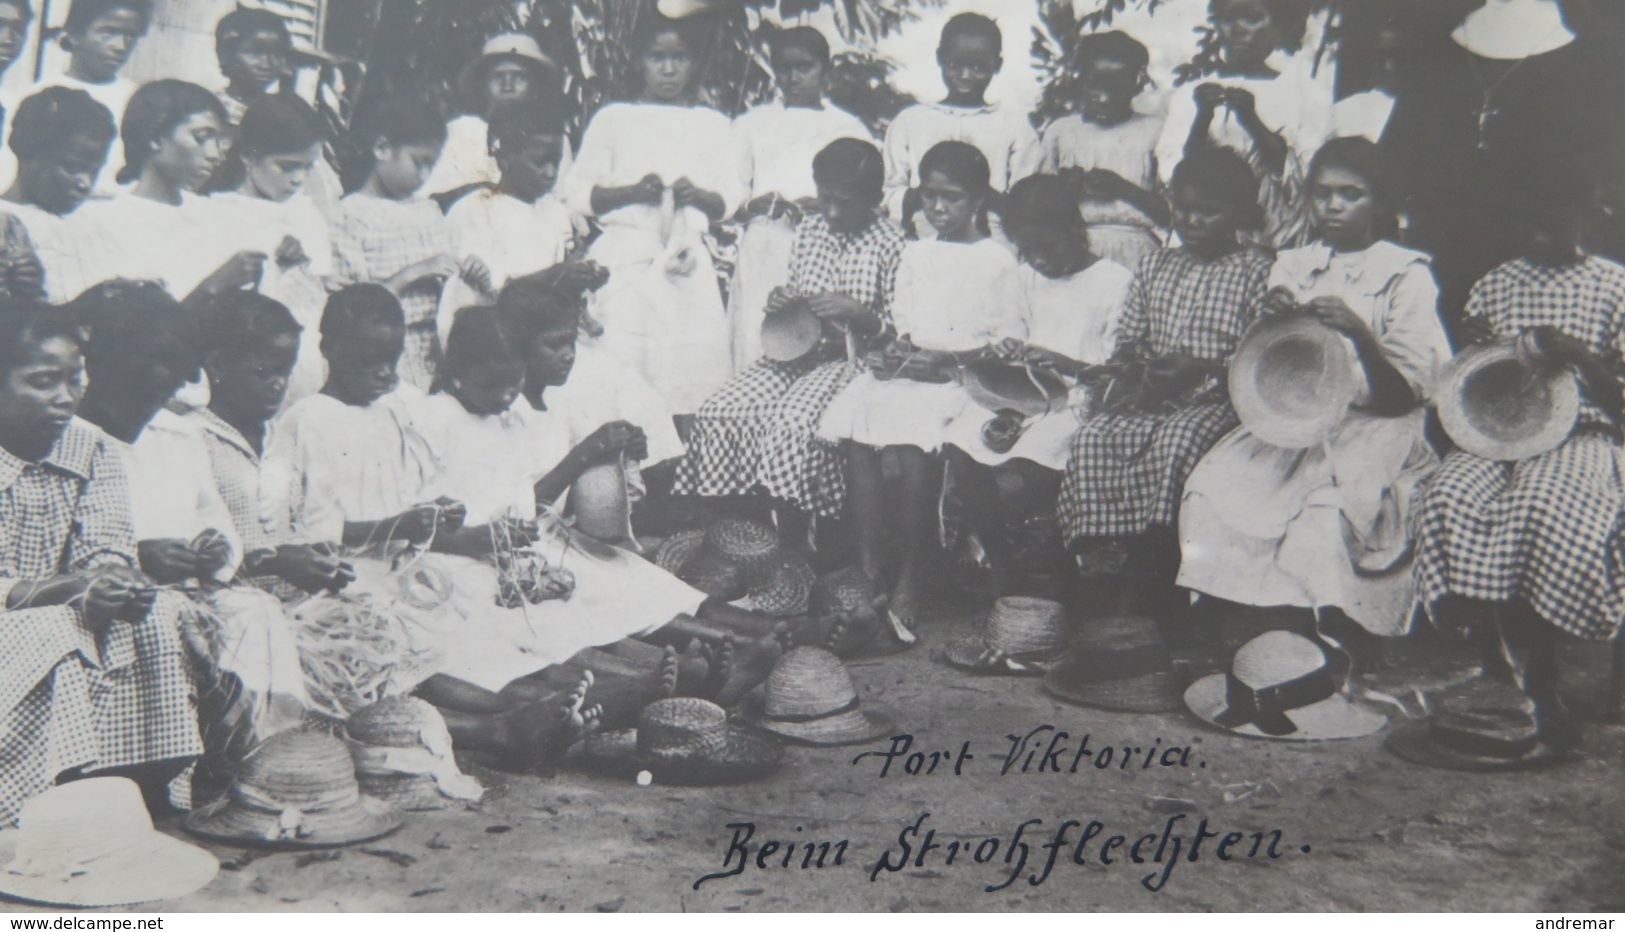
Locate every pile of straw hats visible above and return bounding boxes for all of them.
[656,518,808,609]
[344,697,485,811]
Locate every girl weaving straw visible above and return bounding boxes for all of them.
[0,306,202,825]
[818,140,1023,637]
[332,93,492,392]
[0,87,117,303]
[1178,137,1450,651]
[271,284,600,771]
[210,94,335,412]
[1057,147,1271,621]
[558,12,742,417]
[1413,174,1625,751]
[674,137,905,545]
[941,173,1133,595]
[728,25,871,368]
[1038,31,1169,270]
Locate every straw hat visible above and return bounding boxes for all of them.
[1229,315,1361,449]
[1435,340,1579,461]
[578,697,783,785]
[705,518,781,587]
[942,596,1068,675]
[184,729,402,849]
[0,778,218,907]
[344,697,484,812]
[655,528,746,599]
[568,459,636,544]
[656,519,783,598]
[1044,615,1185,711]
[1184,631,1386,740]
[1385,678,1568,771]
[743,647,895,746]
[656,0,724,18]
[741,552,816,617]
[760,306,823,363]
[457,33,559,101]
[960,360,1069,419]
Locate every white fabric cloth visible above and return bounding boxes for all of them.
[437,188,578,346]
[0,201,116,303]
[881,101,1041,226]
[1177,241,1450,636]
[210,192,336,414]
[558,102,743,412]
[422,114,576,198]
[75,193,239,301]
[117,409,242,581]
[728,102,872,369]
[818,238,1023,450]
[943,259,1133,469]
[1038,112,1166,270]
[543,344,686,470]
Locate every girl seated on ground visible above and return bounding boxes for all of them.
[1056,147,1271,627]
[941,173,1133,596]
[209,94,336,413]
[1177,137,1450,655]
[1413,175,1625,750]
[674,137,906,548]
[818,141,1024,637]
[1038,31,1168,270]
[0,305,202,826]
[0,87,112,304]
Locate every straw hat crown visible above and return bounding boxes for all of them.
[1436,340,1579,461]
[706,518,779,571]
[1230,629,1327,689]
[1042,615,1184,711]
[1229,315,1360,449]
[346,696,442,748]
[637,698,731,761]
[985,597,1066,655]
[234,730,363,812]
[764,647,858,720]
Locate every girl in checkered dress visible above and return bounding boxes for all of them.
[331,94,493,392]
[818,141,1024,632]
[1413,180,1625,748]
[673,138,904,532]
[0,308,202,826]
[1178,137,1451,641]
[1057,148,1271,608]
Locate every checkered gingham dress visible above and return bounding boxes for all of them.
[674,214,906,518]
[1414,256,1625,641]
[333,195,462,392]
[1058,247,1271,547]
[0,422,202,826]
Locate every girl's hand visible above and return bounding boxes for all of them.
[191,529,233,579]
[400,253,460,289]
[807,292,868,324]
[630,173,665,205]
[1194,82,1228,114]
[1261,285,1300,317]
[1456,315,1497,347]
[578,420,648,465]
[556,259,610,293]
[1304,296,1370,340]
[204,251,269,294]
[995,337,1026,359]
[765,286,796,315]
[274,235,308,269]
[7,252,44,299]
[793,196,822,218]
[392,504,443,545]
[1516,326,1586,372]
[273,543,353,593]
[1223,87,1259,119]
[459,256,494,295]
[138,538,204,583]
[745,194,782,220]
[1143,354,1212,399]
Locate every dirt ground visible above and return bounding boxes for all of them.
[39,591,1616,914]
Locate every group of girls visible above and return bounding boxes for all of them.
[1,0,1622,829]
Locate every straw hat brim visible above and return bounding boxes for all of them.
[740,695,896,746]
[657,0,723,18]
[1229,315,1360,450]
[1383,720,1571,772]
[960,361,1069,419]
[761,309,823,363]
[456,47,560,100]
[1436,342,1580,461]
[1184,673,1388,741]
[1044,655,1184,713]
[654,529,706,576]
[576,723,783,785]
[182,794,402,850]
[358,773,450,812]
[0,831,218,908]
[940,637,1057,676]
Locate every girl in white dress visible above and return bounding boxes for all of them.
[270,284,599,771]
[0,87,117,303]
[819,141,1023,632]
[1155,0,1332,250]
[729,26,871,369]
[209,95,336,414]
[1178,137,1451,643]
[1037,31,1169,270]
[558,13,743,416]
[941,174,1133,593]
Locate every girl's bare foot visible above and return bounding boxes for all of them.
[502,672,599,774]
[714,627,787,706]
[705,637,736,699]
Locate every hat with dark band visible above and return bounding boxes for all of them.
[1184,631,1386,740]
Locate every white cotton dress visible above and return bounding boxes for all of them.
[1038,112,1166,270]
[558,102,743,413]
[942,258,1132,469]
[1176,241,1450,636]
[881,101,1041,237]
[729,101,871,369]
[436,188,579,345]
[817,238,1024,451]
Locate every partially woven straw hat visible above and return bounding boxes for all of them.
[943,597,1068,675]
[960,359,1069,419]
[1184,631,1386,741]
[0,778,218,907]
[743,647,895,746]
[743,553,816,617]
[568,459,636,544]
[344,697,484,812]
[1436,340,1579,461]
[1229,315,1361,449]
[760,305,823,363]
[578,697,783,785]
[1044,615,1183,710]
[1386,677,1567,771]
[184,729,402,849]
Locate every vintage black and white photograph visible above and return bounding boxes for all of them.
[0,0,1621,915]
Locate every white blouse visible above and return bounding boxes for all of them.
[1022,258,1134,367]
[734,101,872,203]
[892,238,1025,352]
